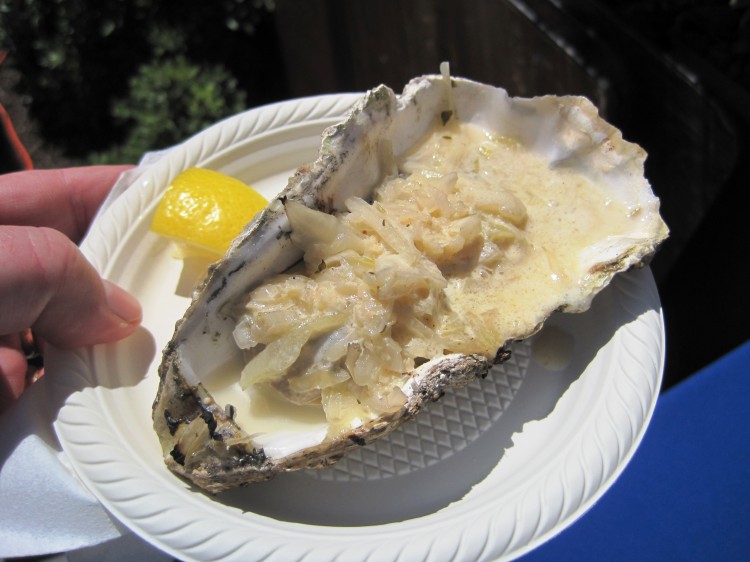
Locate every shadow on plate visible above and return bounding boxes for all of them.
[45,326,157,411]
[3,326,157,465]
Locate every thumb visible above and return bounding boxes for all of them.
[0,226,142,349]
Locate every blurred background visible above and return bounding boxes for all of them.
[1,0,748,390]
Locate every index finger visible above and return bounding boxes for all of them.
[0,165,133,242]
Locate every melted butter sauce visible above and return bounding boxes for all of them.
[203,357,328,440]
[402,121,637,346]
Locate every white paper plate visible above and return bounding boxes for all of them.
[49,94,665,561]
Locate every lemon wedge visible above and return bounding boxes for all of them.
[150,168,268,258]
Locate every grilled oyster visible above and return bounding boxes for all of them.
[153,69,668,493]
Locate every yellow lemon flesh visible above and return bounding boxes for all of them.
[150,168,268,258]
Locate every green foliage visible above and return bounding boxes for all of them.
[90,56,247,164]
[0,0,285,163]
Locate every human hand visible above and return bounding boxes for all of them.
[0,166,143,412]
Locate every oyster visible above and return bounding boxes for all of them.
[153,69,668,493]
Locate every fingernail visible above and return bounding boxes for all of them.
[103,280,142,325]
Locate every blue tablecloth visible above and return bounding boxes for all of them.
[521,340,750,561]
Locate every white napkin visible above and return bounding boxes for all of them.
[0,377,169,559]
[0,155,174,560]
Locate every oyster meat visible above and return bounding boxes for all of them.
[153,70,668,493]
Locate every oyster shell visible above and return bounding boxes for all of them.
[153,71,668,493]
